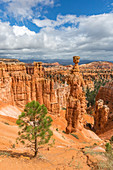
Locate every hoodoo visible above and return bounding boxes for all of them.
[94,99,109,132]
[66,56,87,133]
[0,60,69,114]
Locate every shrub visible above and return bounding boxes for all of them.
[56,128,59,131]
[71,134,79,139]
[105,143,112,153]
[110,136,113,144]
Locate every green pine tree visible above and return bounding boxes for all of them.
[16,101,53,157]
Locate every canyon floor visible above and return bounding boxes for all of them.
[0,107,112,170]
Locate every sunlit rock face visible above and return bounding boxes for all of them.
[0,61,44,107]
[66,56,87,134]
[94,99,109,132]
[0,62,12,104]
[96,82,113,118]
[0,60,70,115]
[79,61,113,82]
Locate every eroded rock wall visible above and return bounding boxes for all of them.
[96,82,113,117]
[0,62,12,104]
[0,61,69,114]
[94,99,109,132]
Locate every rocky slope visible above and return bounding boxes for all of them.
[0,107,107,170]
[0,58,112,169]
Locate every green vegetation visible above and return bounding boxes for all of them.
[16,101,53,157]
[12,144,15,148]
[86,79,108,107]
[97,143,113,169]
[110,136,113,144]
[62,131,79,139]
[62,107,66,110]
[4,122,9,125]
[48,138,55,147]
[62,130,66,134]
[71,134,79,139]
[0,152,10,156]
[105,143,112,153]
[45,73,66,84]
[86,88,96,107]
[56,128,59,131]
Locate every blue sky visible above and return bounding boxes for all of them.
[0,0,113,61]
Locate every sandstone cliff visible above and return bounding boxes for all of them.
[0,61,69,115]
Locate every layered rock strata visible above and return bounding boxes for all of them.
[94,99,109,132]
[96,82,113,117]
[66,56,87,133]
[0,61,69,114]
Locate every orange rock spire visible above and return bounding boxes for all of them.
[66,56,86,133]
[72,56,80,73]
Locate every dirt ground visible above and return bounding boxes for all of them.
[0,110,111,170]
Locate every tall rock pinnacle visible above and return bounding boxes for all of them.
[66,56,86,133]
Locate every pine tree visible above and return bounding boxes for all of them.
[16,100,53,157]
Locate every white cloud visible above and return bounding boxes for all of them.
[1,0,54,20]
[33,14,77,28]
[33,18,54,27]
[13,26,35,36]
[0,13,113,61]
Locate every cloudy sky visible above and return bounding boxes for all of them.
[0,0,113,61]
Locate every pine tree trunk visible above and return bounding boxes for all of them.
[34,137,38,157]
[34,119,38,157]
[34,136,37,157]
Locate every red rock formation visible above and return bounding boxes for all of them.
[5,62,26,73]
[34,62,44,77]
[0,62,12,103]
[66,56,87,133]
[43,79,70,114]
[94,99,109,132]
[0,60,70,115]
[79,61,113,83]
[96,82,113,117]
[0,58,19,63]
[84,79,94,92]
[0,61,43,107]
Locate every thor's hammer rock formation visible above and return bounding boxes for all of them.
[66,56,87,133]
